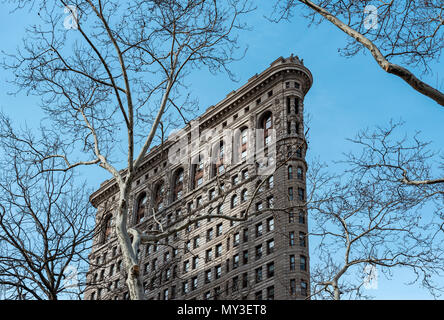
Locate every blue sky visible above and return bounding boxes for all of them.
[1,1,442,299]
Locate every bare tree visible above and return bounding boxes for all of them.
[305,121,444,300]
[0,116,95,300]
[2,0,254,300]
[271,0,444,106]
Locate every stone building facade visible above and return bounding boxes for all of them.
[85,55,313,300]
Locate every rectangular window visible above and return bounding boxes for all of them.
[205,269,212,284]
[288,187,294,201]
[242,272,248,288]
[215,265,222,279]
[290,279,296,296]
[255,267,263,283]
[300,255,307,271]
[267,239,275,254]
[290,255,295,271]
[243,250,249,264]
[298,188,305,201]
[243,228,249,242]
[215,243,222,257]
[255,223,263,237]
[267,286,274,300]
[299,232,306,247]
[267,262,275,278]
[216,223,223,236]
[301,280,308,296]
[255,244,263,260]
[289,231,295,246]
[267,217,274,231]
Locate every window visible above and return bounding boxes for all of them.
[233,233,240,246]
[212,141,225,177]
[216,223,223,236]
[290,255,296,271]
[241,189,248,203]
[256,202,263,212]
[298,188,305,201]
[267,286,274,300]
[209,188,216,200]
[286,96,291,114]
[301,280,308,296]
[288,187,294,201]
[192,256,199,269]
[192,154,204,189]
[193,236,200,249]
[300,255,307,271]
[243,228,249,242]
[232,276,239,291]
[242,169,249,180]
[182,281,189,295]
[297,167,303,180]
[163,288,169,300]
[299,232,306,247]
[299,211,306,224]
[205,270,212,284]
[215,265,222,279]
[267,262,275,278]
[267,196,274,209]
[183,260,190,273]
[294,97,300,114]
[290,279,296,295]
[287,121,292,134]
[289,231,295,246]
[266,239,275,254]
[231,194,238,208]
[255,223,263,237]
[266,217,274,231]
[268,90,273,98]
[173,168,184,201]
[296,147,302,158]
[255,267,263,283]
[242,272,248,288]
[153,182,165,211]
[214,286,221,300]
[103,214,112,243]
[206,249,213,262]
[233,254,239,269]
[232,175,239,186]
[267,175,274,188]
[207,228,214,242]
[260,112,273,146]
[135,193,147,224]
[215,243,222,257]
[196,196,202,208]
[191,276,198,291]
[255,244,263,260]
[243,250,249,264]
[289,210,295,223]
[288,166,293,179]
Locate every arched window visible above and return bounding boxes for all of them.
[191,154,204,189]
[153,181,165,211]
[212,141,225,177]
[234,127,249,163]
[102,214,112,243]
[241,189,248,203]
[136,192,147,224]
[297,167,303,180]
[173,168,184,201]
[288,166,293,179]
[231,194,238,208]
[259,111,273,146]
